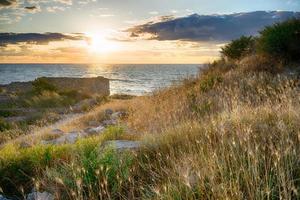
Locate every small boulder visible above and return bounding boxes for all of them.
[102,119,117,127]
[88,120,98,127]
[111,111,126,120]
[101,140,141,151]
[85,125,105,136]
[64,132,79,144]
[26,191,54,200]
[0,195,11,200]
[105,109,113,116]
[51,129,64,135]
[41,131,80,145]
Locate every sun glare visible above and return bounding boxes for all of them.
[86,32,120,54]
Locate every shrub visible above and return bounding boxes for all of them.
[110,94,135,100]
[238,54,283,74]
[198,74,223,92]
[257,18,300,62]
[24,91,64,108]
[0,110,15,118]
[0,118,11,132]
[32,78,57,94]
[221,36,255,60]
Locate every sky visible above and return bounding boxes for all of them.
[0,0,299,63]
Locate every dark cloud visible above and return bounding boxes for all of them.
[0,32,87,46]
[0,0,16,7]
[127,11,300,42]
[24,6,37,10]
[24,5,41,13]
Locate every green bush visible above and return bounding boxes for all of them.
[198,74,223,92]
[221,36,255,60]
[32,78,57,94]
[0,110,15,118]
[257,18,300,62]
[0,118,11,132]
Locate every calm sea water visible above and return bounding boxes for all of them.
[0,64,201,95]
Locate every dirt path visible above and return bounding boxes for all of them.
[1,113,85,148]
[1,99,132,148]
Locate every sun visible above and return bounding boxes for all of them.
[86,31,120,54]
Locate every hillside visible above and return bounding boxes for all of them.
[0,19,300,200]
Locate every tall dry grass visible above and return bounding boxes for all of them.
[1,57,300,199]
[37,58,300,199]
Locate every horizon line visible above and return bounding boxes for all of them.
[0,63,206,65]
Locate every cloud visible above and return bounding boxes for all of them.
[0,0,16,7]
[90,13,115,18]
[98,14,114,17]
[127,11,300,42]
[0,8,24,24]
[24,5,41,13]
[0,32,87,46]
[46,6,65,12]
[54,0,72,5]
[149,11,159,15]
[78,0,96,5]
[25,6,36,10]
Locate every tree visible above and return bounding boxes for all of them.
[221,36,255,60]
[257,18,300,62]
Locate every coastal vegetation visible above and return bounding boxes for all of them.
[0,78,106,144]
[0,19,300,199]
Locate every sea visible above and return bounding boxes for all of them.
[0,64,201,95]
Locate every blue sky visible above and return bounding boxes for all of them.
[0,0,299,63]
[1,0,299,32]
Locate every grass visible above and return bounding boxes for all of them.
[0,83,107,144]
[0,118,11,132]
[1,56,299,199]
[0,125,138,197]
[1,20,300,199]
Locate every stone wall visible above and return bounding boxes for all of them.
[0,76,110,96]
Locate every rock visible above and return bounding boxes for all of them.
[111,111,123,120]
[102,119,117,127]
[64,132,79,144]
[105,109,113,116]
[42,131,80,145]
[85,125,105,135]
[0,195,11,200]
[20,141,32,148]
[51,129,64,135]
[101,140,141,151]
[88,120,98,127]
[26,191,54,200]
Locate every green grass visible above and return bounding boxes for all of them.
[0,125,138,197]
